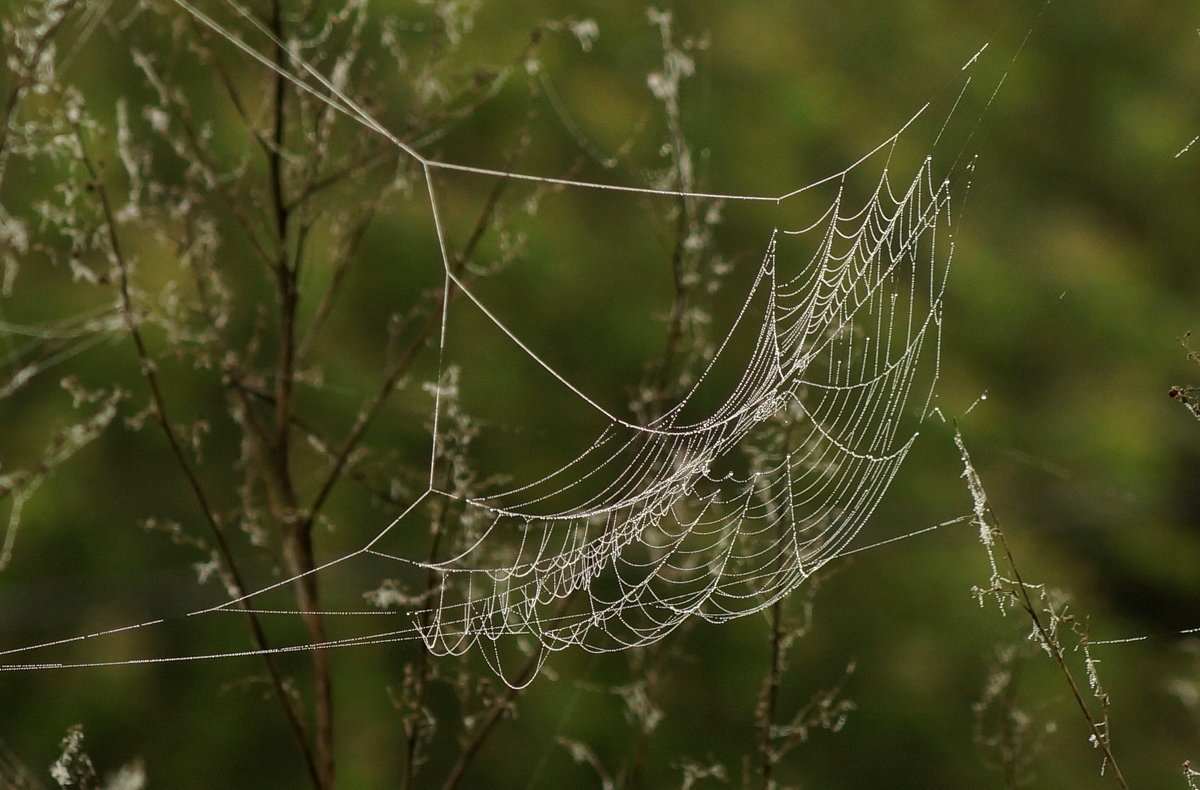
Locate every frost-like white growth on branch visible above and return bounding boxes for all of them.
[568,18,598,52]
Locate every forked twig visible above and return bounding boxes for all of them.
[70,120,322,789]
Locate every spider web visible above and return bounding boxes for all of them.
[0,0,958,683]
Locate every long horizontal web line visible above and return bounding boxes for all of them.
[0,571,807,670]
[1090,626,1200,646]
[0,487,1109,668]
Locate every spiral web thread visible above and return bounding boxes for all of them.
[0,0,956,682]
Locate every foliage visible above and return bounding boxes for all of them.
[1,1,1198,788]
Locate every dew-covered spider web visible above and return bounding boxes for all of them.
[1,0,962,684]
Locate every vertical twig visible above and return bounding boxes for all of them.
[72,125,322,789]
[438,638,550,790]
[757,597,786,789]
[398,500,447,790]
[644,198,693,419]
[263,1,334,785]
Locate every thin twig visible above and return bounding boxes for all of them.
[71,121,321,789]
[439,637,551,790]
[991,524,1129,789]
[958,431,1129,788]
[0,0,83,167]
[263,2,334,784]
[757,596,786,789]
[399,476,452,790]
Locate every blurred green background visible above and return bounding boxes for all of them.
[1,0,1199,788]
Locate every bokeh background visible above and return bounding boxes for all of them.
[1,1,1199,787]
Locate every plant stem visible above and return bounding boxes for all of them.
[757,597,786,789]
[266,2,334,784]
[992,524,1129,789]
[73,125,322,790]
[439,642,547,790]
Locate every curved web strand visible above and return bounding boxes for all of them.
[398,156,952,661]
[0,0,955,679]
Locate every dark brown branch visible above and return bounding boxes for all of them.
[757,597,786,789]
[264,2,334,785]
[400,485,452,790]
[772,663,855,766]
[71,122,321,789]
